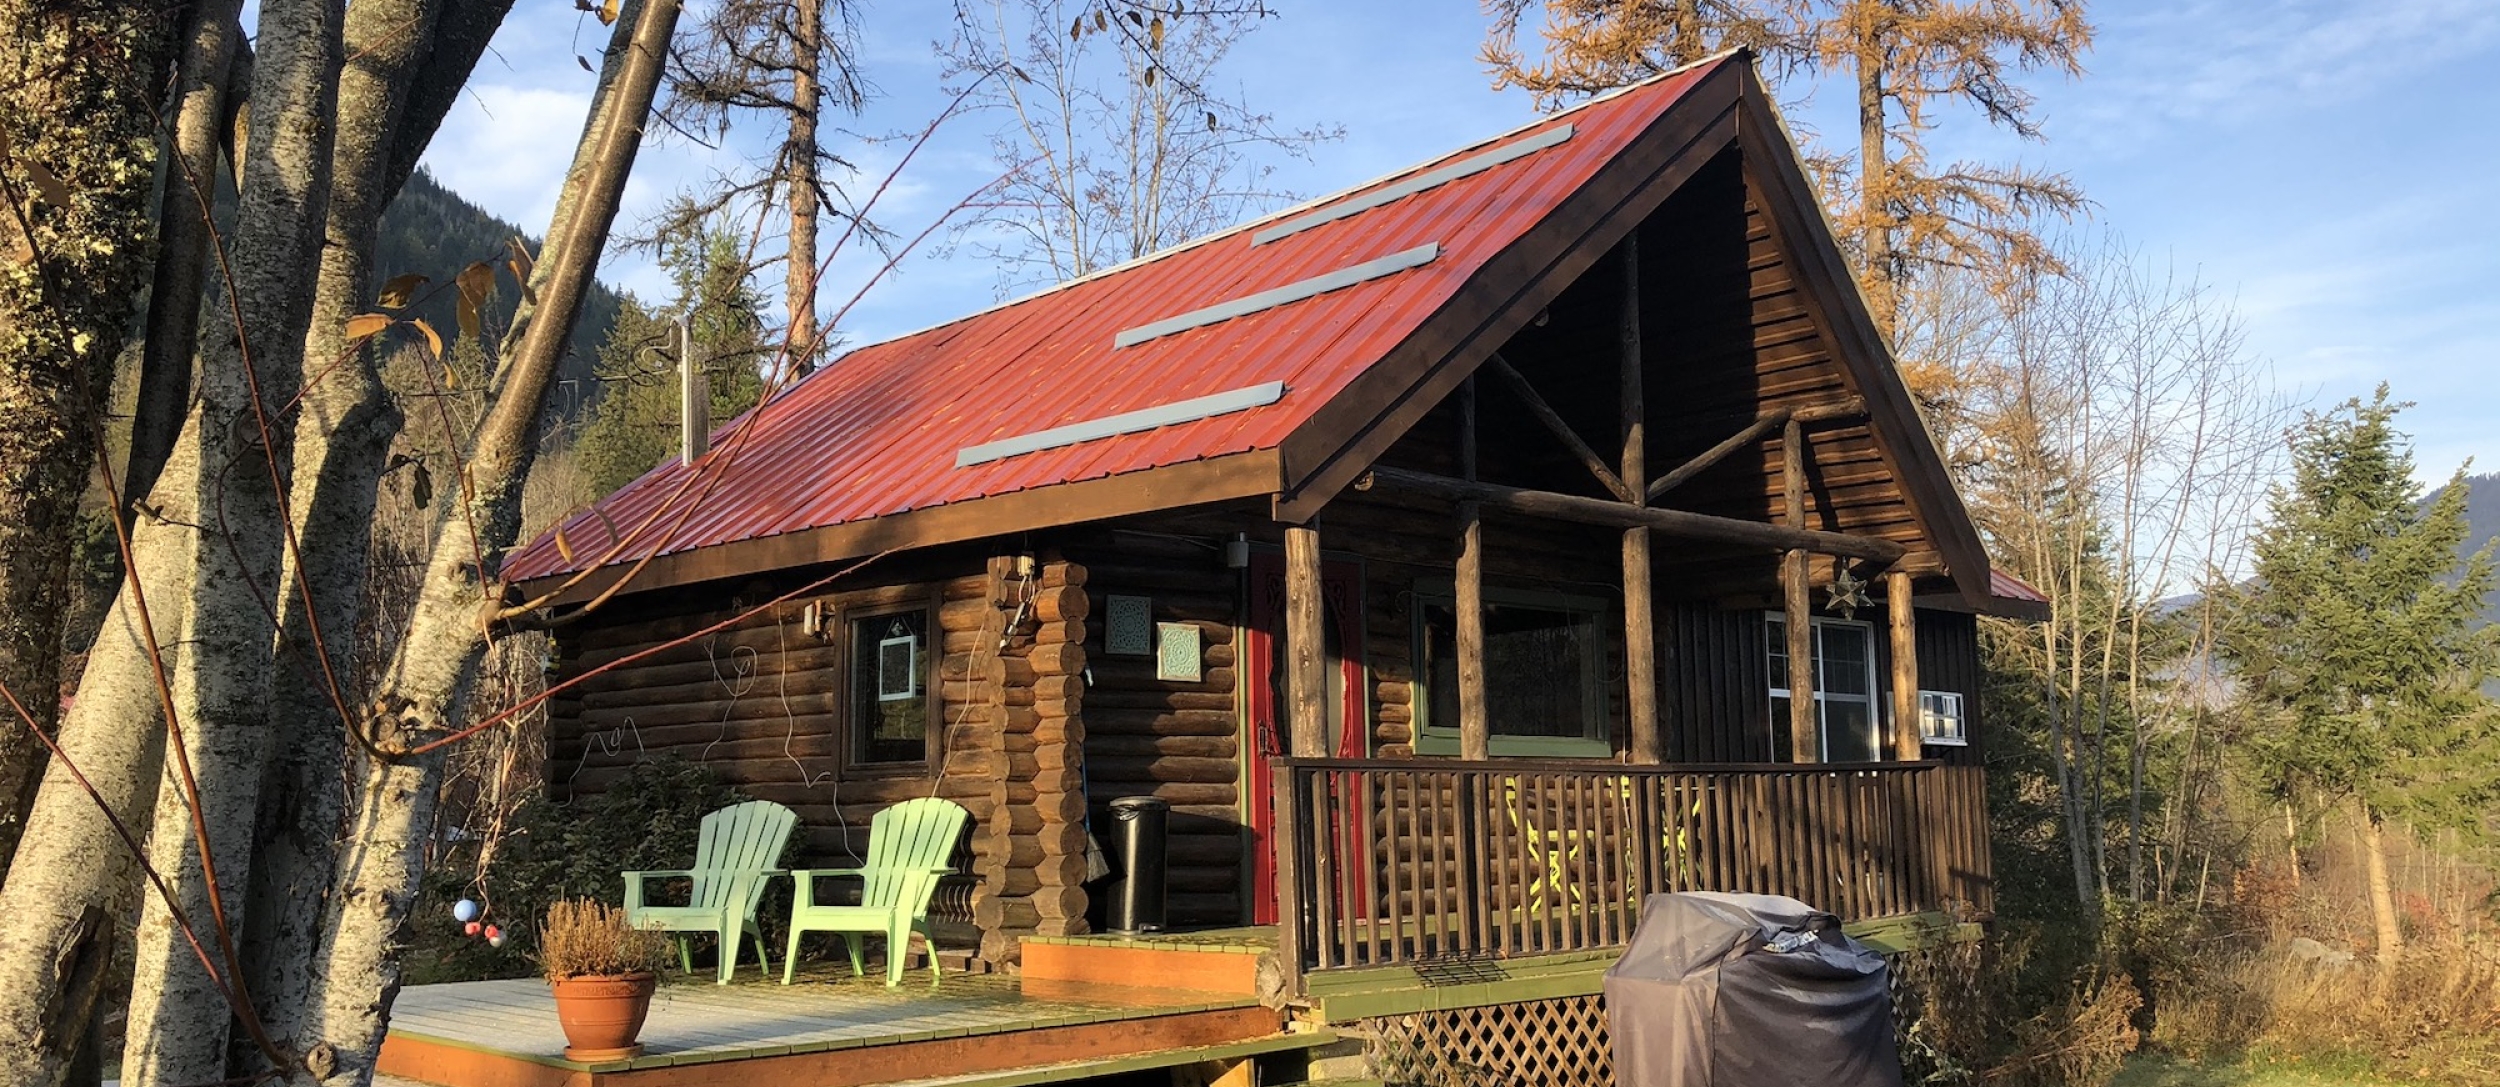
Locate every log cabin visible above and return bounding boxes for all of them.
[502,49,2046,1020]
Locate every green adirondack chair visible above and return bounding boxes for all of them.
[623,799,797,984]
[782,797,970,986]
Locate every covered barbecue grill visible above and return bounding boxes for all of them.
[1603,892,1903,1087]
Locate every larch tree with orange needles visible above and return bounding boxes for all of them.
[1483,0,2092,356]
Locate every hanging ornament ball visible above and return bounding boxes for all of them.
[488,931,507,948]
[452,898,480,924]
[484,924,501,940]
[463,920,482,937]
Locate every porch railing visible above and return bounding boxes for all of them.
[1271,758,1992,984]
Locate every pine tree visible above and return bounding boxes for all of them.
[2219,388,2499,960]
[575,219,769,496]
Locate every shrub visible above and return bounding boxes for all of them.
[405,756,758,984]
[540,899,670,979]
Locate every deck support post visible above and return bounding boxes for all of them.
[1889,569,1921,760]
[1284,523,1327,759]
[1457,377,1489,760]
[1620,238,1661,764]
[1783,418,1818,763]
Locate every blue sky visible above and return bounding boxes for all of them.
[423,0,2500,479]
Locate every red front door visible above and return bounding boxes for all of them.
[1242,552,1365,925]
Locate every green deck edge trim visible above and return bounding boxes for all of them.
[1302,911,1978,1023]
[874,1030,1339,1087]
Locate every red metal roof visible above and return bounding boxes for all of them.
[506,58,1730,585]
[1991,569,2049,605]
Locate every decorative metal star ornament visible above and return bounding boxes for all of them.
[1825,565,1871,618]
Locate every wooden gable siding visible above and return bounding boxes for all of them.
[542,548,1092,963]
[1474,149,1942,594]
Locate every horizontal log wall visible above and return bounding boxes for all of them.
[1063,529,1248,928]
[548,570,993,863]
[543,549,1090,968]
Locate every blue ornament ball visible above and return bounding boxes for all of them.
[452,898,479,924]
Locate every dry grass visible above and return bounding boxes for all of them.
[2154,941,2500,1084]
[539,898,669,980]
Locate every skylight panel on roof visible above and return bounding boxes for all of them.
[1112,243,1441,349]
[954,381,1286,468]
[1250,124,1576,246]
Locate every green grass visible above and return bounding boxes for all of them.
[2113,1052,2439,1087]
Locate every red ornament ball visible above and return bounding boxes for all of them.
[463,920,482,937]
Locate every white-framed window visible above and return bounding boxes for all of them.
[1917,690,1967,746]
[1414,586,1612,758]
[1767,614,1882,762]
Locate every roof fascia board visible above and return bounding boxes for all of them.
[1252,126,1577,245]
[1915,592,2052,622]
[1731,69,1995,608]
[1269,59,1747,524]
[512,450,1284,606]
[1114,244,1441,348]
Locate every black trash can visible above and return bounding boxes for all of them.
[1103,796,1170,934]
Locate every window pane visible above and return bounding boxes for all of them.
[1822,700,1878,762]
[853,611,929,765]
[1818,623,1871,697]
[1482,602,1591,740]
[1414,597,1602,744]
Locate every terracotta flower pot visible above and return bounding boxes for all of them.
[549,972,657,1061]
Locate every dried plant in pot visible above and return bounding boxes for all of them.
[540,898,670,1060]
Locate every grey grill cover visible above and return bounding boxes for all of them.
[1602,892,1902,1087]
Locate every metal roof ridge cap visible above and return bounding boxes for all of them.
[1251,124,1578,245]
[1111,243,1442,349]
[954,380,1288,468]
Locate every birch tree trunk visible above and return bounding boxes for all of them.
[0,0,182,872]
[287,4,679,1082]
[237,0,470,1064]
[2358,801,2404,962]
[120,0,340,1081]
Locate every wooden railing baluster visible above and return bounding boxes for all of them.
[1266,758,1987,987]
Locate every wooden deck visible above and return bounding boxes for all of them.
[378,968,1298,1087]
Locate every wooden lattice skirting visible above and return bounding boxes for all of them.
[1360,994,1612,1087]
[1355,949,1948,1086]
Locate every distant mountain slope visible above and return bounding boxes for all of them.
[2436,471,2500,627]
[377,169,621,420]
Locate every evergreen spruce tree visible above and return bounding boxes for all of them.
[2219,388,2498,960]
[575,218,769,496]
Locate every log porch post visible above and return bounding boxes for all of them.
[1621,238,1662,764]
[1783,418,1817,763]
[1284,523,1328,758]
[1456,377,1490,760]
[1888,569,1921,761]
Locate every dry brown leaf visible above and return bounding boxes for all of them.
[597,0,617,25]
[344,313,393,340]
[505,236,535,286]
[456,295,480,340]
[554,526,575,564]
[377,272,428,308]
[411,317,443,360]
[1148,16,1165,51]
